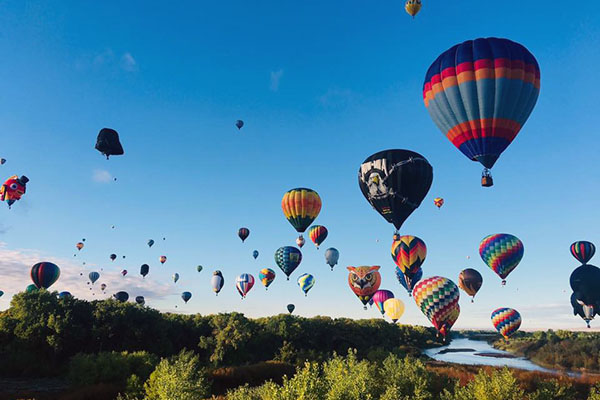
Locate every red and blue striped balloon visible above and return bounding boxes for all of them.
[423,38,540,177]
[491,307,521,339]
[570,241,596,265]
[30,262,60,289]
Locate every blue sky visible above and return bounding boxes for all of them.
[0,1,599,330]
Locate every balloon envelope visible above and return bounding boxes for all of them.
[30,262,61,289]
[287,304,295,314]
[413,276,460,338]
[95,128,124,159]
[384,298,405,322]
[147,239,155,248]
[358,150,432,232]
[88,272,100,284]
[372,289,395,316]
[211,271,224,294]
[458,268,483,299]
[570,241,596,265]
[253,250,259,259]
[570,264,600,306]
[405,0,421,17]
[396,267,423,295]
[297,273,315,296]
[236,273,255,298]
[324,248,339,270]
[135,296,145,306]
[275,246,302,280]
[479,234,524,283]
[238,227,250,242]
[113,291,129,302]
[392,235,427,276]
[347,266,382,307]
[181,291,192,303]
[140,264,150,278]
[281,188,322,234]
[491,308,522,339]
[258,268,276,288]
[308,225,328,248]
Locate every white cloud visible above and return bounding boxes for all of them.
[0,242,174,309]
[270,69,283,91]
[93,48,115,66]
[318,87,357,108]
[121,52,138,72]
[92,169,113,183]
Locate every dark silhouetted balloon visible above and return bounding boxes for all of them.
[30,262,60,289]
[113,291,129,302]
[287,304,295,314]
[95,128,124,159]
[140,264,149,278]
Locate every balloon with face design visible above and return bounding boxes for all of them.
[0,175,28,208]
[347,266,382,310]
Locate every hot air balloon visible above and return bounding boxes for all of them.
[159,256,167,264]
[0,175,28,208]
[236,274,255,299]
[172,273,179,283]
[0,158,5,164]
[135,296,145,306]
[100,283,107,292]
[238,227,250,242]
[211,270,224,295]
[297,273,315,296]
[491,308,521,340]
[76,242,84,251]
[258,268,276,289]
[479,234,524,285]
[287,304,295,314]
[181,291,192,303]
[308,225,328,249]
[253,250,259,259]
[140,264,149,278]
[570,241,596,265]
[392,235,427,277]
[121,269,127,277]
[110,254,117,261]
[423,38,540,187]
[88,271,100,284]
[434,197,444,209]
[281,188,322,241]
[372,289,395,317]
[197,265,203,273]
[26,284,37,293]
[235,120,244,130]
[147,239,155,248]
[58,291,71,299]
[95,128,124,159]
[396,267,422,296]
[275,246,302,280]
[347,266,382,310]
[30,262,60,289]
[458,268,483,302]
[570,264,600,307]
[324,248,339,271]
[571,292,596,328]
[384,298,405,323]
[114,291,129,302]
[405,0,421,18]
[296,236,305,248]
[358,150,432,237]
[413,276,460,339]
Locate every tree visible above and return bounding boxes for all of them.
[144,350,210,400]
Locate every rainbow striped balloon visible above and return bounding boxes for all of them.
[392,235,427,276]
[423,38,540,180]
[491,307,521,339]
[479,234,524,284]
[308,225,328,249]
[412,276,460,338]
[570,241,596,265]
[30,262,60,289]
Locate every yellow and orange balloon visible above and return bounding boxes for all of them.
[282,188,321,238]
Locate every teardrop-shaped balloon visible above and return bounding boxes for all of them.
[296,236,305,248]
[76,242,84,251]
[287,304,295,314]
[358,150,433,234]
[236,273,255,298]
[30,262,61,289]
[383,298,405,323]
[324,248,339,271]
[423,38,540,186]
[238,227,250,242]
[274,246,302,280]
[412,276,460,338]
[347,266,381,309]
[113,291,129,302]
[159,255,167,264]
[308,225,328,249]
[392,235,427,276]
[404,0,421,18]
[140,264,150,278]
[372,289,395,316]
[26,284,37,293]
[253,250,259,259]
[258,268,276,289]
[88,271,100,284]
[181,291,192,303]
[282,188,322,235]
[147,239,155,248]
[570,241,596,265]
[479,234,524,284]
[172,273,179,283]
[235,120,244,130]
[434,197,444,209]
[135,296,145,306]
[110,254,117,261]
[211,270,224,295]
[297,273,315,296]
[100,283,107,291]
[121,269,127,277]
[458,268,483,301]
[395,267,422,296]
[491,308,521,339]
[197,265,203,273]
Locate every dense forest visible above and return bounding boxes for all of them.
[1,290,600,400]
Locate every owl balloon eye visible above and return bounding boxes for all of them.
[366,274,373,281]
[9,183,18,190]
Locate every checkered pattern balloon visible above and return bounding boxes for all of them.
[479,233,524,282]
[412,276,460,337]
[491,307,521,339]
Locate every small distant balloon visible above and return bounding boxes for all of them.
[287,304,295,314]
[296,236,305,248]
[238,227,250,242]
[324,248,339,271]
[76,242,84,251]
[258,268,276,289]
[297,273,315,296]
[1,175,29,208]
[31,262,60,289]
[113,291,129,302]
[308,225,328,249]
[140,264,150,278]
[95,128,124,159]
[211,270,224,295]
[570,241,596,265]
[58,291,71,299]
[236,273,255,299]
[434,197,444,209]
[181,291,192,303]
[235,120,244,130]
[147,239,155,248]
[172,273,179,283]
[384,298,405,323]
[159,256,167,264]
[110,254,117,261]
[100,283,107,291]
[0,158,5,165]
[135,296,145,306]
[196,265,203,273]
[89,271,100,284]
[253,250,259,259]
[405,0,421,18]
[121,269,128,277]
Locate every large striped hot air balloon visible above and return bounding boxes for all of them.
[423,38,540,187]
[570,241,596,265]
[491,307,521,340]
[30,262,60,289]
[479,233,524,285]
[281,188,322,240]
[413,276,460,339]
[392,235,427,276]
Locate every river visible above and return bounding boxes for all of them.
[423,338,573,375]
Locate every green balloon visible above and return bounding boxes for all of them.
[25,284,37,293]
[197,265,203,273]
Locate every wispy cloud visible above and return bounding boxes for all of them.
[318,88,357,109]
[0,242,175,308]
[92,169,113,183]
[121,52,138,72]
[93,48,115,66]
[270,69,283,91]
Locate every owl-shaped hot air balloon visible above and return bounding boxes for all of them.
[491,308,521,340]
[479,234,524,285]
[236,273,255,299]
[1,175,28,208]
[30,262,60,289]
[308,225,328,249]
[405,0,421,18]
[412,276,460,339]
[281,188,322,241]
[423,38,540,187]
[570,241,596,265]
[347,266,381,310]
[258,268,276,290]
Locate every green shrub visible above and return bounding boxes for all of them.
[379,355,433,400]
[67,351,158,386]
[528,378,576,400]
[441,368,524,400]
[144,350,210,400]
[589,383,600,400]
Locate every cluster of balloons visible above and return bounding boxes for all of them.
[569,241,599,328]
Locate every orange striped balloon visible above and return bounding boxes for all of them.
[391,235,427,276]
[282,188,321,234]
